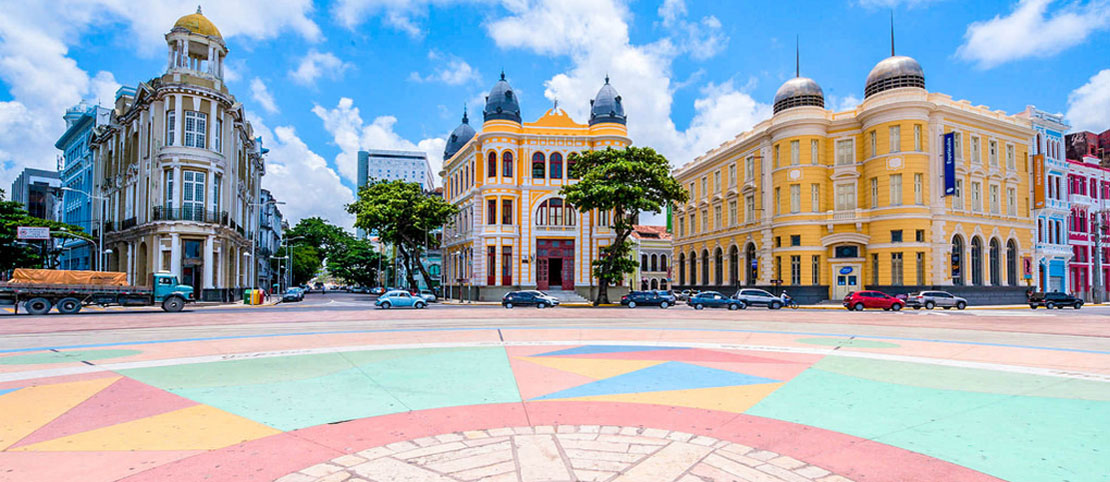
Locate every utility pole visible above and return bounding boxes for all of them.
[1093,210,1107,304]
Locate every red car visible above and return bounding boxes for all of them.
[843,291,904,311]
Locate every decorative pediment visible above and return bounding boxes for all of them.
[821,232,870,247]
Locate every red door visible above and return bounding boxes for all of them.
[562,240,575,290]
[487,247,496,286]
[537,258,549,290]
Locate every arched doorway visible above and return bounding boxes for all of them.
[713,247,723,285]
[989,238,1001,286]
[678,253,686,285]
[951,235,964,285]
[744,243,757,285]
[650,279,658,289]
[689,251,697,286]
[729,245,739,286]
[700,250,709,285]
[971,236,983,286]
[1006,240,1018,286]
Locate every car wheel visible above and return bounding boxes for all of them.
[381,302,391,309]
[694,303,704,310]
[24,297,52,315]
[728,303,738,311]
[1029,303,1037,310]
[956,301,966,310]
[924,301,935,310]
[1074,302,1083,309]
[770,301,782,310]
[537,303,546,309]
[1045,302,1055,310]
[660,301,669,309]
[738,302,747,310]
[415,302,426,309]
[505,303,513,309]
[628,301,637,308]
[57,297,82,315]
[853,302,865,311]
[891,303,903,311]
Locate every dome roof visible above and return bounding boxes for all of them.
[773,77,824,114]
[482,72,521,123]
[174,7,222,39]
[589,76,626,125]
[443,109,476,160]
[864,55,924,98]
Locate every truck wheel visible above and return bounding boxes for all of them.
[161,296,184,312]
[25,297,52,315]
[57,297,82,315]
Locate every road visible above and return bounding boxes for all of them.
[0,292,1107,482]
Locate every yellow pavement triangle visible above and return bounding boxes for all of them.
[518,356,663,380]
[0,376,119,450]
[13,404,281,452]
[533,382,785,414]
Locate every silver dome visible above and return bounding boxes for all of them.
[482,72,522,123]
[443,109,476,161]
[864,55,925,98]
[589,76,626,125]
[773,77,824,114]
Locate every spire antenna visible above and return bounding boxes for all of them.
[197,5,203,14]
[795,35,800,78]
[890,10,895,56]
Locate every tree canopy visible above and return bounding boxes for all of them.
[561,147,688,304]
[326,238,383,288]
[0,189,89,273]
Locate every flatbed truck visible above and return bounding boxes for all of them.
[0,271,195,315]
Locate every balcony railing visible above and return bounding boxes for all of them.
[1070,194,1093,206]
[120,217,137,230]
[152,206,231,224]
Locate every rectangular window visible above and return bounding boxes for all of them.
[971,136,981,164]
[689,182,695,199]
[678,217,685,237]
[689,214,695,234]
[214,118,222,153]
[745,156,754,180]
[954,179,964,210]
[869,131,877,157]
[836,183,856,211]
[714,171,721,193]
[790,140,800,165]
[487,247,496,282]
[776,236,782,248]
[774,187,781,214]
[714,205,722,230]
[989,140,998,166]
[916,252,925,285]
[790,235,800,246]
[701,209,708,233]
[890,125,901,153]
[181,169,205,220]
[729,164,736,187]
[599,210,611,227]
[776,256,782,281]
[811,184,820,213]
[487,199,496,224]
[790,256,801,285]
[914,124,922,151]
[891,230,903,243]
[989,184,999,214]
[811,139,819,165]
[790,184,800,213]
[811,255,820,285]
[1006,144,1015,169]
[871,253,880,285]
[890,174,903,206]
[870,177,879,208]
[502,199,513,224]
[836,139,854,165]
[183,111,207,148]
[1006,187,1015,216]
[502,246,512,285]
[728,200,737,226]
[166,110,175,146]
[745,195,755,222]
[212,174,221,215]
[914,173,923,204]
[163,169,174,209]
[916,229,925,242]
[774,145,780,168]
[701,177,708,198]
[954,132,963,159]
[891,252,904,285]
[971,181,982,212]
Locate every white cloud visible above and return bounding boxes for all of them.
[333,0,490,35]
[250,114,356,230]
[0,0,318,191]
[250,78,280,114]
[1065,69,1110,133]
[312,98,448,186]
[828,94,862,112]
[289,50,353,87]
[658,0,687,27]
[409,52,482,85]
[957,0,1110,69]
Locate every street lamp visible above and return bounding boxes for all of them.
[249,199,285,290]
[60,186,107,270]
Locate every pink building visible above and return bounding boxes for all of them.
[1066,154,1110,301]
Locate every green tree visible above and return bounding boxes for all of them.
[288,244,321,286]
[327,238,383,287]
[561,147,688,304]
[347,180,457,290]
[0,189,88,272]
[283,217,354,286]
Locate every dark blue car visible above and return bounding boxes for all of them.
[687,291,744,310]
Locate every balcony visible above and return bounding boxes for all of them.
[829,209,863,221]
[152,206,231,224]
[1070,194,1093,206]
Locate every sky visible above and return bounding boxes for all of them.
[2,0,1109,230]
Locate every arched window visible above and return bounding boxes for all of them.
[971,236,984,286]
[641,254,649,271]
[678,253,686,285]
[989,238,1001,286]
[714,248,723,285]
[550,152,563,179]
[951,235,964,285]
[487,151,496,178]
[650,254,658,272]
[729,245,739,285]
[660,254,668,271]
[745,243,757,285]
[650,279,659,290]
[1006,240,1018,286]
[701,250,710,285]
[689,251,697,286]
[502,151,513,177]
[568,154,578,180]
[536,198,576,226]
[532,152,546,179]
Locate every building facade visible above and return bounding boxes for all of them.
[356,149,435,190]
[56,101,112,270]
[1066,129,1110,167]
[90,8,265,300]
[441,74,630,300]
[632,225,673,291]
[257,188,285,292]
[1018,106,1071,293]
[672,52,1035,304]
[1064,154,1110,301]
[10,168,60,221]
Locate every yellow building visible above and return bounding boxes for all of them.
[672,52,1035,303]
[441,74,630,301]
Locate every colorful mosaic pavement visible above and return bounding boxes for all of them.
[0,326,1107,481]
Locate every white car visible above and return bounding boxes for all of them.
[418,290,437,303]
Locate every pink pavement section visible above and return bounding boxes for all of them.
[121,401,1002,482]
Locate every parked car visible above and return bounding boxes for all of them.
[843,291,903,311]
[620,290,677,308]
[1028,291,1083,310]
[369,287,386,295]
[282,287,304,302]
[418,290,437,303]
[732,288,785,309]
[676,289,699,302]
[502,290,560,309]
[903,291,967,310]
[375,290,427,309]
[687,291,744,310]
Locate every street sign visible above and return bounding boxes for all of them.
[16,226,50,240]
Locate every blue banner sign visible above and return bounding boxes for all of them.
[839,266,853,275]
[943,132,955,196]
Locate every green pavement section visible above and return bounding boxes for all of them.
[0,349,142,365]
[120,346,521,431]
[747,357,1110,482]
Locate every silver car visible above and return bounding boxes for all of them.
[732,288,785,309]
[905,291,967,310]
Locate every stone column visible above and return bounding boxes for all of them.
[174,94,184,147]
[154,235,163,272]
[126,242,134,285]
[171,165,181,208]
[203,234,214,289]
[170,233,182,280]
[235,246,241,288]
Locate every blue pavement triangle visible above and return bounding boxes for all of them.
[531,361,779,400]
[534,345,688,357]
[0,387,20,397]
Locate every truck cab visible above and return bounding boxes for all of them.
[152,272,194,305]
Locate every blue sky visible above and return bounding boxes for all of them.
[2,0,1109,228]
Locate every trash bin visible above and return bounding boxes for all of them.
[252,289,263,305]
[243,289,253,304]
